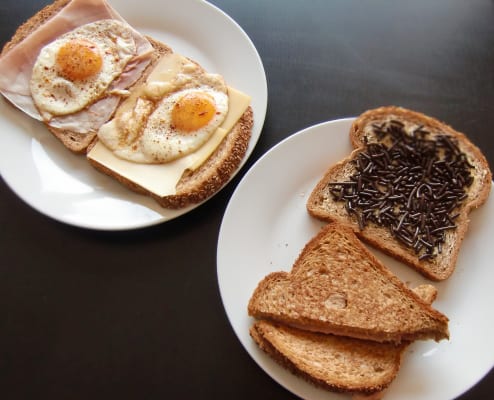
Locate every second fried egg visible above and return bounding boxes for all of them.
[97,53,230,164]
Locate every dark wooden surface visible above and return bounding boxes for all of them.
[1,0,493,398]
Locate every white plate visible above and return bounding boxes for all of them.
[0,0,267,230]
[217,118,494,400]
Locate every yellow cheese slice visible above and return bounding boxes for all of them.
[87,86,251,197]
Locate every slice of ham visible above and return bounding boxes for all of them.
[0,0,154,133]
[48,96,120,133]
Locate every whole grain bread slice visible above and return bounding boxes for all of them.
[87,34,253,209]
[307,106,492,280]
[250,284,437,397]
[248,222,449,344]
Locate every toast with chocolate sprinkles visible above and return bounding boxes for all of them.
[250,284,438,397]
[248,222,449,344]
[307,106,492,280]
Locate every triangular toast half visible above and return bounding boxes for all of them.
[248,222,449,343]
[250,284,438,397]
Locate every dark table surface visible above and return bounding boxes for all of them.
[1,0,493,399]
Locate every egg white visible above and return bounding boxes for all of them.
[141,87,228,162]
[102,86,228,164]
[30,19,136,119]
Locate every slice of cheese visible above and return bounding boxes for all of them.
[87,86,250,197]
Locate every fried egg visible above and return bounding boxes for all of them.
[30,19,136,119]
[97,53,229,164]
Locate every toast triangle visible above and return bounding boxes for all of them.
[248,222,449,344]
[250,284,438,397]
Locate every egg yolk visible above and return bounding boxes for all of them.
[56,39,103,81]
[171,92,216,132]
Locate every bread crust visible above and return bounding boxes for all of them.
[307,106,492,280]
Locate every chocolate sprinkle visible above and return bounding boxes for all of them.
[327,119,474,260]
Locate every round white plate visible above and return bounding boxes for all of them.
[217,118,494,400]
[0,0,267,230]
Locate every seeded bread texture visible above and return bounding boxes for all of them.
[248,222,449,344]
[307,106,492,280]
[250,284,437,396]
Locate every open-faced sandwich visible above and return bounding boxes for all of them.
[307,106,492,280]
[0,0,254,209]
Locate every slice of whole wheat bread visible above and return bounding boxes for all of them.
[251,320,405,395]
[248,222,449,344]
[250,284,437,397]
[307,106,492,280]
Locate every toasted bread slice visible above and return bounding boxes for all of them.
[248,222,449,343]
[250,320,405,395]
[307,106,492,280]
[250,284,437,397]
